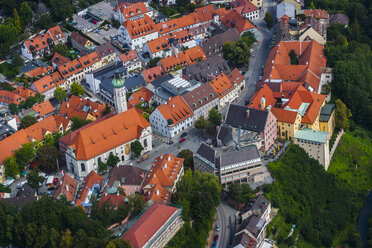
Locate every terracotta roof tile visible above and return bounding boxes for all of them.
[12,87,36,99]
[145,184,171,204]
[53,114,71,132]
[157,95,193,126]
[54,173,78,202]
[222,10,258,35]
[141,65,165,83]
[59,95,106,120]
[249,84,276,109]
[118,2,149,19]
[156,14,198,36]
[209,73,234,99]
[31,75,56,94]
[0,90,25,105]
[271,107,298,123]
[122,203,180,248]
[227,68,245,85]
[32,100,54,117]
[75,171,103,207]
[78,51,101,68]
[128,87,153,108]
[147,29,194,54]
[47,25,65,43]
[25,66,53,78]
[119,50,138,63]
[232,0,258,14]
[99,186,127,207]
[123,14,157,40]
[24,33,52,53]
[304,9,329,19]
[57,59,84,79]
[51,53,70,67]
[160,46,206,72]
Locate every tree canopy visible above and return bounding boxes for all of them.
[178,149,193,170]
[36,144,60,173]
[54,86,67,103]
[131,140,144,157]
[21,115,37,129]
[194,116,207,134]
[71,116,92,131]
[70,82,85,96]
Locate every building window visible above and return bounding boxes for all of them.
[81,163,86,172]
[98,157,101,164]
[144,138,148,147]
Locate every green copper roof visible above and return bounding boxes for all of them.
[112,70,125,88]
[294,128,329,143]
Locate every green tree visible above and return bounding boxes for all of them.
[335,99,352,130]
[52,44,71,58]
[289,49,299,65]
[106,153,120,167]
[223,39,251,67]
[128,193,145,215]
[20,2,33,27]
[26,168,44,193]
[71,116,92,131]
[264,11,274,27]
[70,82,85,96]
[102,104,111,115]
[131,140,144,157]
[36,144,59,173]
[15,143,35,169]
[106,239,131,248]
[309,1,316,9]
[178,149,194,170]
[60,229,73,248]
[12,54,24,68]
[53,86,67,103]
[147,57,161,68]
[21,115,37,128]
[13,8,21,31]
[350,19,361,41]
[0,23,19,45]
[4,156,19,178]
[49,0,75,22]
[34,13,54,30]
[228,183,253,204]
[98,161,108,173]
[194,116,207,134]
[208,108,222,127]
[8,103,18,114]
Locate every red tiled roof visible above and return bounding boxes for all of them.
[222,10,258,35]
[25,66,53,78]
[160,46,206,72]
[304,9,329,19]
[0,90,25,105]
[145,184,171,204]
[141,65,165,83]
[47,25,65,43]
[232,0,258,14]
[156,14,198,36]
[57,59,84,79]
[54,114,71,132]
[123,14,157,40]
[249,84,276,109]
[147,29,194,54]
[78,52,101,68]
[32,100,54,117]
[24,33,52,53]
[31,75,56,94]
[59,95,106,120]
[157,95,193,126]
[100,186,127,208]
[122,203,180,248]
[75,170,103,207]
[119,2,149,19]
[128,87,153,108]
[12,87,36,99]
[51,71,65,86]
[51,53,70,67]
[54,173,78,202]
[68,108,150,161]
[209,73,234,99]
[270,107,298,123]
[227,68,245,85]
[119,50,139,63]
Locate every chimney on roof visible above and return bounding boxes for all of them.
[261,96,266,110]
[117,191,120,196]
[66,185,69,192]
[156,189,159,196]
[164,163,167,169]
[167,155,171,161]
[105,192,107,196]
[246,109,250,118]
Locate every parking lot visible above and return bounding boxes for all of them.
[88,27,119,45]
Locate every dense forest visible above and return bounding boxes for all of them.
[312,0,372,131]
[0,197,131,248]
[265,144,363,247]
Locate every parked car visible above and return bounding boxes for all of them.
[259,76,263,81]
[216,225,220,232]
[180,132,188,138]
[250,48,253,53]
[179,138,186,143]
[93,20,99,24]
[214,235,219,241]
[212,241,217,248]
[3,178,15,187]
[53,177,59,186]
[17,180,27,189]
[137,153,150,163]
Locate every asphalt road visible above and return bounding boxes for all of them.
[216,200,238,248]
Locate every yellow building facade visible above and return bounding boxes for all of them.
[319,104,336,137]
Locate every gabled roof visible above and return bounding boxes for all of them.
[0,90,25,105]
[160,46,207,72]
[78,51,101,68]
[23,115,60,141]
[23,33,52,53]
[75,170,103,206]
[144,154,184,188]
[122,203,180,248]
[128,87,153,108]
[123,14,157,39]
[155,14,198,36]
[232,0,259,14]
[157,95,193,126]
[51,53,70,68]
[99,186,127,207]
[145,184,171,204]
[32,100,54,117]
[70,31,89,46]
[12,87,36,99]
[182,82,218,112]
[201,28,240,57]
[304,9,329,19]
[32,75,56,94]
[24,65,53,78]
[196,143,216,165]
[96,42,116,58]
[47,25,65,42]
[227,68,245,85]
[119,50,139,63]
[329,13,348,25]
[108,165,146,187]
[0,130,30,164]
[54,173,78,202]
[147,29,194,54]
[118,2,149,19]
[249,84,276,110]
[270,107,298,123]
[59,95,106,120]
[54,114,71,132]
[222,10,258,35]
[209,73,234,99]
[68,108,150,160]
[51,71,65,86]
[225,104,269,132]
[141,65,165,83]
[57,59,84,79]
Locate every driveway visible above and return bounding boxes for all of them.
[216,200,238,248]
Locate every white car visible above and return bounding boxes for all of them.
[17,180,27,189]
[250,48,254,53]
[3,178,15,187]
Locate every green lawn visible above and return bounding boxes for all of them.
[328,131,372,192]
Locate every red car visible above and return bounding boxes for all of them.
[179,138,186,143]
[53,177,59,186]
[93,20,99,24]
[214,235,219,241]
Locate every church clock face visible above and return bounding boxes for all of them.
[125,144,130,155]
